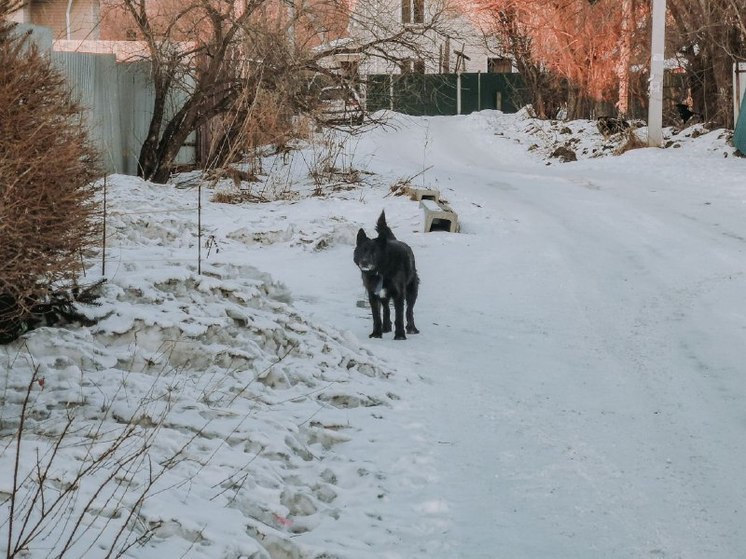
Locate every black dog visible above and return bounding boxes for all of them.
[354,211,419,340]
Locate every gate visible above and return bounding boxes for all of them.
[459,73,525,113]
[366,72,526,116]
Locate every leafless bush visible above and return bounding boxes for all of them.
[614,128,647,155]
[204,81,313,172]
[0,323,305,557]
[303,131,363,195]
[0,346,199,558]
[0,14,102,343]
[388,167,432,197]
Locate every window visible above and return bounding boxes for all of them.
[402,0,424,24]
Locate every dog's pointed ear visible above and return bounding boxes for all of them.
[356,228,367,245]
[375,210,396,240]
[376,211,387,231]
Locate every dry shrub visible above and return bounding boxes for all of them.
[0,15,102,342]
[205,79,313,170]
[210,188,269,204]
[615,128,647,155]
[241,89,306,151]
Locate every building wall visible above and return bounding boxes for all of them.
[441,15,504,74]
[348,0,505,76]
[29,0,100,40]
[8,4,32,23]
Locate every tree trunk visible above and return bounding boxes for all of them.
[144,99,203,184]
[616,0,633,116]
[137,72,170,180]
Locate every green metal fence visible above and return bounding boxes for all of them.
[460,73,526,114]
[366,72,526,116]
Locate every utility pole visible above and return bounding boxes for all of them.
[648,0,666,147]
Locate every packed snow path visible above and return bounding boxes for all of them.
[247,113,746,558]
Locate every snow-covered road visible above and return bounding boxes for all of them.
[248,113,746,558]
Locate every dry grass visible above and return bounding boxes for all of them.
[615,128,647,155]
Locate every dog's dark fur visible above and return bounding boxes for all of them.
[354,211,419,340]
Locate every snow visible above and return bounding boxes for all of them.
[2,109,746,558]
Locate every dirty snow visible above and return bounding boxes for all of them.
[2,109,746,559]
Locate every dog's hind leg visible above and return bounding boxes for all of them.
[405,279,420,334]
[393,295,407,340]
[368,293,383,338]
[381,298,392,333]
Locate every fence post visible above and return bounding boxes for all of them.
[457,72,462,115]
[477,72,481,111]
[197,182,202,275]
[733,62,746,127]
[389,74,394,111]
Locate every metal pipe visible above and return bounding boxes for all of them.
[66,0,75,40]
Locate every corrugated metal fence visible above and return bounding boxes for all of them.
[21,24,195,176]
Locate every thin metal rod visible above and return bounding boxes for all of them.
[102,175,107,276]
[197,182,202,275]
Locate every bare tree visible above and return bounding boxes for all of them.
[470,0,645,119]
[616,0,634,116]
[472,0,746,125]
[474,6,564,119]
[102,0,461,183]
[668,0,746,126]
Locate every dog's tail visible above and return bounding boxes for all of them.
[376,211,396,240]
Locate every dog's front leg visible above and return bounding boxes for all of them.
[381,298,392,333]
[368,293,383,338]
[393,295,406,340]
